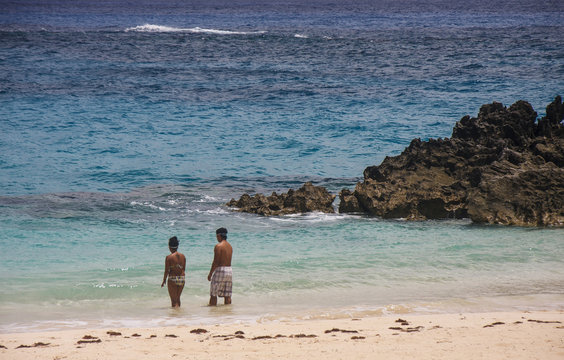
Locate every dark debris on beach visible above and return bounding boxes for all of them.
[16,342,50,349]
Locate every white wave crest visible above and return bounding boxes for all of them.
[269,211,351,223]
[130,201,167,211]
[194,195,220,203]
[125,24,266,35]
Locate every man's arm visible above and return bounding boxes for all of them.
[207,245,218,281]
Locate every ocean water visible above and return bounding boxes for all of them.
[1,0,563,333]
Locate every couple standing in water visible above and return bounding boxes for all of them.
[161,228,233,308]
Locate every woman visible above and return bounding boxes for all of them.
[161,236,186,308]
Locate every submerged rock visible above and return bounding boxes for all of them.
[227,182,336,216]
[339,96,564,226]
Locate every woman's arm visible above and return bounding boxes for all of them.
[161,256,169,287]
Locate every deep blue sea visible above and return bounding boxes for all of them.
[1,0,563,333]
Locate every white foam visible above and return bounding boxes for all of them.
[125,24,266,35]
[194,195,220,203]
[269,211,352,223]
[130,201,167,211]
[205,207,230,215]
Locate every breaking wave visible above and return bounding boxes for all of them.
[125,24,266,35]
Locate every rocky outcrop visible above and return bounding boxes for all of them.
[339,96,564,226]
[226,97,563,226]
[227,182,336,216]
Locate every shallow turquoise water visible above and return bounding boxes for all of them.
[1,185,563,332]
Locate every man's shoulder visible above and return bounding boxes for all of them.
[216,241,232,251]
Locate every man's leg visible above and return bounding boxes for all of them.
[224,296,231,305]
[209,295,217,306]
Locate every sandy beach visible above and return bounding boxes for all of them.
[1,310,562,360]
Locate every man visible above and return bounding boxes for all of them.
[207,227,233,306]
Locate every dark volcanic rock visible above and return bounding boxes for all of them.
[227,182,336,216]
[339,96,564,226]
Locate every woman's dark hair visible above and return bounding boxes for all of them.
[169,236,179,249]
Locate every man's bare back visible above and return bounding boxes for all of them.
[207,236,232,280]
[214,240,232,267]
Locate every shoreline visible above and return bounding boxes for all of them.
[3,292,564,335]
[1,310,563,359]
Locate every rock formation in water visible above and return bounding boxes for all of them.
[227,181,336,216]
[339,96,564,226]
[226,97,563,226]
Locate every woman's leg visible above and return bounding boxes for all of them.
[168,281,184,307]
[175,284,184,307]
[167,280,176,307]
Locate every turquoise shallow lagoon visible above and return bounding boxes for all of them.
[1,184,563,332]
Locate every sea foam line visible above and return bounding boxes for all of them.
[125,24,266,35]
